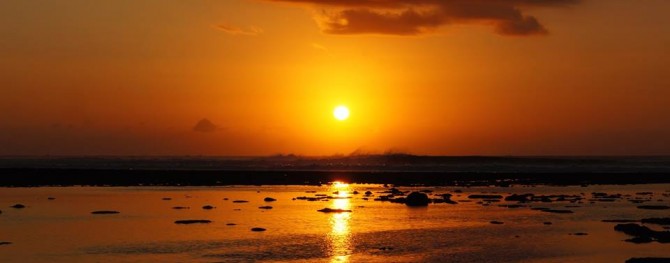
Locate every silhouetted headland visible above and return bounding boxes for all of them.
[1,155,670,187]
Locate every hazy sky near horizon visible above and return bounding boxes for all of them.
[1,0,669,156]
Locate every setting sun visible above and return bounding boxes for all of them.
[333,106,350,121]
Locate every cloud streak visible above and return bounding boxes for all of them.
[216,24,264,36]
[265,0,580,36]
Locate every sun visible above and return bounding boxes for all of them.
[333,105,350,121]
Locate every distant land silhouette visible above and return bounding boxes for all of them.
[1,155,669,187]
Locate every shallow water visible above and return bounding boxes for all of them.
[1,184,669,262]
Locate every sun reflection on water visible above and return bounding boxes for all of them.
[328,182,353,263]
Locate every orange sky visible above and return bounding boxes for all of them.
[0,0,669,156]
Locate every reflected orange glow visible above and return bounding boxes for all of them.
[328,183,353,262]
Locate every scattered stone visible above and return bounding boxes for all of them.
[91,210,120,214]
[233,200,249,203]
[202,205,215,210]
[626,237,654,244]
[162,197,172,201]
[468,194,503,200]
[505,194,533,202]
[172,206,190,209]
[175,220,211,224]
[490,221,504,225]
[0,242,11,246]
[226,223,237,226]
[258,206,273,209]
[364,191,373,196]
[614,223,670,243]
[317,208,352,213]
[571,232,588,236]
[223,198,229,200]
[263,197,277,202]
[641,218,670,225]
[638,205,670,210]
[543,222,552,225]
[353,191,359,195]
[251,227,266,232]
[47,197,56,200]
[406,192,430,207]
[378,246,394,251]
[10,204,25,209]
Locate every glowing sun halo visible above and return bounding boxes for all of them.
[333,106,350,121]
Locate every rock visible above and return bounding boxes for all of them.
[615,223,670,243]
[233,200,249,203]
[175,220,211,224]
[162,197,172,201]
[263,197,277,202]
[543,222,552,225]
[47,197,56,200]
[468,194,503,200]
[0,242,11,246]
[251,227,266,232]
[378,246,394,251]
[626,258,670,263]
[638,205,670,210]
[439,194,458,204]
[202,205,215,210]
[626,237,654,244]
[364,191,373,196]
[571,232,588,236]
[353,191,359,195]
[505,194,533,202]
[641,218,670,225]
[10,204,25,209]
[490,221,504,225]
[226,223,237,226]
[172,206,190,209]
[91,210,120,214]
[317,208,352,213]
[405,192,430,207]
[223,198,229,200]
[258,206,273,209]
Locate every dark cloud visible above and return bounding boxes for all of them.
[193,118,218,133]
[265,0,579,36]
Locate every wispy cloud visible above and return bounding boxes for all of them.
[216,24,264,36]
[263,0,580,36]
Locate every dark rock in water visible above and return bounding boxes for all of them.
[378,246,394,251]
[641,218,670,225]
[263,197,277,202]
[602,219,639,223]
[251,227,266,232]
[258,206,273,209]
[571,232,588,236]
[317,208,352,213]
[626,258,670,263]
[638,205,670,210]
[439,194,458,204]
[162,197,172,201]
[226,223,236,226]
[91,210,120,214]
[353,191,359,194]
[202,205,215,210]
[406,192,430,207]
[175,220,211,224]
[615,223,670,243]
[543,222,552,225]
[223,198,229,200]
[47,197,56,200]
[0,242,11,246]
[540,209,574,214]
[505,194,533,202]
[626,237,654,244]
[364,191,373,196]
[172,206,190,209]
[468,194,503,200]
[636,192,654,196]
[233,200,249,203]
[490,221,504,225]
[10,204,25,209]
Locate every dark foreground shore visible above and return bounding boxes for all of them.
[1,168,669,187]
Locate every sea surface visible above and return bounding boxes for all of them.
[1,183,669,262]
